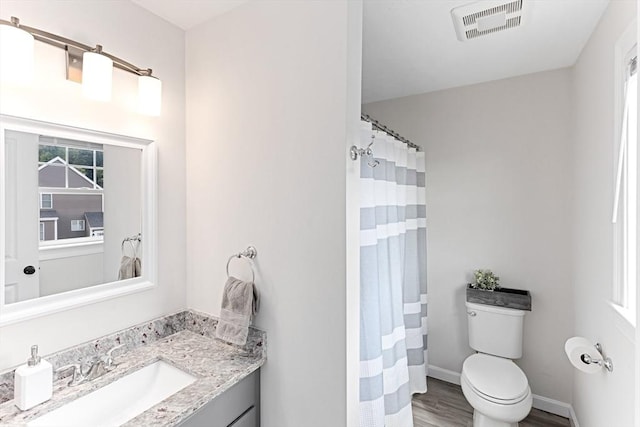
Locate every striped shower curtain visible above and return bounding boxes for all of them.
[359,121,428,427]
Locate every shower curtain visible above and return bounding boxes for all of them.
[359,121,428,427]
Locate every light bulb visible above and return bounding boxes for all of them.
[82,49,112,102]
[138,74,162,116]
[0,21,34,85]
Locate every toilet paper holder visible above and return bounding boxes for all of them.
[580,343,614,372]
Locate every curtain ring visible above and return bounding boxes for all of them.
[226,255,255,283]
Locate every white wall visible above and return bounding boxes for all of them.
[346,1,364,425]
[637,4,640,424]
[185,2,360,426]
[104,145,143,283]
[571,1,637,426]
[363,68,575,404]
[40,254,103,297]
[0,0,186,369]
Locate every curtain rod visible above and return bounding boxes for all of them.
[361,113,420,151]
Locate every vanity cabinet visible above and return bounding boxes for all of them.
[178,370,260,427]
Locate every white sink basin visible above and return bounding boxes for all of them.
[28,360,197,427]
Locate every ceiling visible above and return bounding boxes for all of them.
[130,0,611,104]
[130,0,248,30]
[362,0,610,103]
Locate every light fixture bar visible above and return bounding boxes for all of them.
[0,17,151,77]
[1,16,162,115]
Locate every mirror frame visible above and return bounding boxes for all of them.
[0,115,157,325]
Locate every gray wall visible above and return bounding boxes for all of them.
[185,2,360,425]
[48,194,102,239]
[363,68,575,404]
[41,221,55,241]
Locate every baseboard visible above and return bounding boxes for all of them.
[569,406,580,427]
[428,364,576,421]
[531,393,571,418]
[427,364,461,385]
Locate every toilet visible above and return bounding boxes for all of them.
[461,301,532,427]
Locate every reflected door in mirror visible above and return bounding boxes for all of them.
[4,131,40,303]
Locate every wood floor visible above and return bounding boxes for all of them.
[412,378,571,427]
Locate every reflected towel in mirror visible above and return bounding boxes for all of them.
[118,256,141,280]
[215,276,259,346]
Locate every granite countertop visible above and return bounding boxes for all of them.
[0,312,266,426]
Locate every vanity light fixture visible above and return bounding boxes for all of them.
[0,17,34,85]
[0,16,162,115]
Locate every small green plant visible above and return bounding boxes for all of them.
[471,269,500,291]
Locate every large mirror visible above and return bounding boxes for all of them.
[0,116,156,324]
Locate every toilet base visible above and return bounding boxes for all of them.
[473,410,518,427]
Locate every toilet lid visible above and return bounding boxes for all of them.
[462,354,529,402]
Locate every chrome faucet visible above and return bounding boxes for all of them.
[55,344,125,386]
[102,344,124,369]
[82,344,124,380]
[54,363,83,387]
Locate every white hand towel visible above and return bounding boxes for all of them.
[215,276,259,346]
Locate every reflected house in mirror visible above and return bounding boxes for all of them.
[84,212,104,238]
[37,139,104,243]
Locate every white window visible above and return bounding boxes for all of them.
[37,139,104,246]
[70,219,85,232]
[39,223,45,241]
[40,193,52,209]
[612,40,638,327]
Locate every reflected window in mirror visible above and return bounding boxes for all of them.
[36,138,105,247]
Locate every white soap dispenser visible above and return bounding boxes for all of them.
[14,345,53,411]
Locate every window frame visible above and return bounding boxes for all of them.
[612,21,638,333]
[40,193,52,209]
[38,142,104,190]
[70,219,85,232]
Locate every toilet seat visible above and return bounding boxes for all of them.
[462,353,529,404]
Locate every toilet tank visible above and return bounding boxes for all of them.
[466,301,526,359]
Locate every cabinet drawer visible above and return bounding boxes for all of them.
[229,407,257,427]
[178,370,259,427]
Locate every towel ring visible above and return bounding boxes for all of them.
[226,246,257,283]
[121,236,140,256]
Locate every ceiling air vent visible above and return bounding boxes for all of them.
[451,0,525,41]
